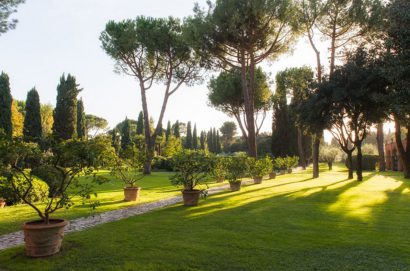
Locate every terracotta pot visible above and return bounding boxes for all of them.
[229,181,241,192]
[287,169,293,174]
[0,200,5,208]
[23,219,68,257]
[182,190,201,206]
[253,177,263,184]
[124,187,141,201]
[269,172,276,179]
[216,177,224,183]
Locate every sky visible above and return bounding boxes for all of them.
[0,0,328,136]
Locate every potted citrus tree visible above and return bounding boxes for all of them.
[225,155,249,191]
[170,150,212,206]
[284,156,299,173]
[249,156,273,184]
[111,145,145,201]
[274,157,287,174]
[269,157,278,179]
[0,137,115,257]
[211,156,227,183]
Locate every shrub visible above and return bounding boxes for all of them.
[152,156,173,171]
[347,155,379,171]
[248,156,273,178]
[319,146,340,170]
[111,145,145,187]
[211,156,227,181]
[0,176,48,205]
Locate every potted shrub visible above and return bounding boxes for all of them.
[225,155,249,191]
[269,157,278,179]
[0,137,115,257]
[211,156,227,183]
[274,157,287,174]
[284,156,299,173]
[0,197,5,208]
[249,156,272,184]
[170,150,212,206]
[111,145,145,201]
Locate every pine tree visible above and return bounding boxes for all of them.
[136,111,144,135]
[23,88,42,142]
[76,98,86,140]
[193,124,198,150]
[165,120,172,141]
[186,121,192,149]
[121,118,132,151]
[52,74,81,140]
[0,72,13,139]
[173,120,180,138]
[200,131,206,150]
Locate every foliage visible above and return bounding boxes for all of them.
[0,0,25,36]
[0,72,12,139]
[224,154,249,183]
[162,135,182,158]
[348,155,379,171]
[208,68,273,140]
[136,111,144,135]
[0,136,115,223]
[319,146,340,164]
[151,156,173,172]
[192,124,198,150]
[219,121,237,148]
[211,156,227,180]
[170,150,213,191]
[111,145,145,187]
[121,118,132,151]
[0,176,48,206]
[52,74,81,141]
[85,114,108,137]
[361,143,378,155]
[185,121,192,149]
[23,88,42,142]
[40,103,54,136]
[248,156,273,178]
[11,99,23,138]
[76,99,86,140]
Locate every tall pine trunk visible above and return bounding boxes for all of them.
[356,141,363,181]
[312,133,321,178]
[297,128,306,169]
[377,122,386,171]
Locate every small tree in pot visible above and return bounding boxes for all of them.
[211,156,227,183]
[0,137,115,257]
[319,146,340,170]
[111,145,145,201]
[284,156,299,173]
[248,156,272,184]
[170,150,213,206]
[269,157,279,179]
[225,155,249,191]
[274,157,287,174]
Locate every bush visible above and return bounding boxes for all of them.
[225,154,249,183]
[347,155,379,171]
[0,176,48,205]
[211,156,227,180]
[152,156,173,171]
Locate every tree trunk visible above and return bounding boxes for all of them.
[356,141,363,181]
[312,133,321,178]
[240,52,257,157]
[346,151,354,179]
[376,122,386,172]
[328,161,332,170]
[394,117,410,179]
[297,128,306,169]
[139,84,153,175]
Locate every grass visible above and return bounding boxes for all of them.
[1,165,410,270]
[0,171,223,236]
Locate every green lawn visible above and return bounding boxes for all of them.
[1,165,409,270]
[0,171,188,235]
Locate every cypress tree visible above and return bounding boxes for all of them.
[165,120,172,141]
[216,130,222,153]
[52,74,81,140]
[136,111,144,135]
[121,118,132,151]
[213,128,217,153]
[111,128,121,154]
[200,131,206,150]
[186,121,192,149]
[23,88,42,142]
[193,124,198,150]
[173,120,180,138]
[0,72,12,139]
[76,98,86,140]
[207,129,213,152]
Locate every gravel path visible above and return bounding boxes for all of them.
[0,179,255,251]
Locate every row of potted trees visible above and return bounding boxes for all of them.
[171,152,300,206]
